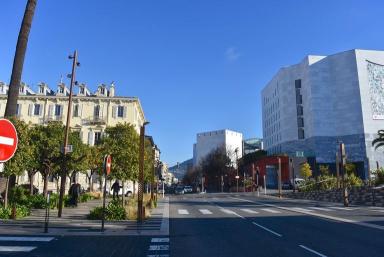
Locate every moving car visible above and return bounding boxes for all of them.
[174,185,185,195]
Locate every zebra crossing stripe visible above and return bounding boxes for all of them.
[178,209,189,215]
[261,208,281,214]
[291,207,313,212]
[329,207,354,211]
[0,246,36,252]
[309,207,333,212]
[149,245,169,251]
[199,209,213,214]
[240,208,258,214]
[0,237,54,242]
[151,238,169,243]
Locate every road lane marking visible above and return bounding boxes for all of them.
[0,136,14,146]
[261,208,281,214]
[299,245,328,257]
[329,206,354,211]
[0,237,54,242]
[229,196,384,231]
[0,246,36,252]
[219,208,245,219]
[149,245,169,251]
[199,209,213,215]
[240,208,259,214]
[147,255,169,257]
[252,222,282,237]
[151,238,169,243]
[178,209,189,215]
[309,207,334,212]
[290,207,313,212]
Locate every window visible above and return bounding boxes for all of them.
[55,104,62,116]
[59,87,64,94]
[73,104,79,117]
[34,104,40,116]
[295,79,301,89]
[297,105,303,115]
[80,87,85,94]
[298,128,305,139]
[117,106,124,117]
[40,87,44,94]
[16,104,21,116]
[100,87,105,95]
[296,94,302,104]
[94,132,102,145]
[94,105,100,118]
[297,117,304,128]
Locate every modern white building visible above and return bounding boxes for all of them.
[261,49,384,178]
[193,129,243,167]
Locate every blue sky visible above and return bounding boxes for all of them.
[1,0,384,166]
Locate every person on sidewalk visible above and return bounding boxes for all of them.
[111,180,121,200]
[69,181,81,206]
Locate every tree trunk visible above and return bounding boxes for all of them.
[4,176,10,208]
[133,180,136,198]
[28,171,34,195]
[4,0,37,117]
[43,174,48,197]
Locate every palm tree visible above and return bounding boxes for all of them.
[4,0,37,117]
[372,130,384,150]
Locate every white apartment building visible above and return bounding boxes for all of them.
[193,129,243,167]
[261,49,384,178]
[0,81,146,193]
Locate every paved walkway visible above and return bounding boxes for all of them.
[0,197,169,236]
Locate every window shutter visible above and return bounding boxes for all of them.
[28,104,33,116]
[18,104,22,116]
[112,106,117,118]
[38,104,43,116]
[48,105,54,117]
[60,105,64,117]
[100,105,103,118]
[79,104,83,117]
[123,106,127,118]
[88,131,94,146]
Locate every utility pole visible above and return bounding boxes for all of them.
[278,157,282,198]
[150,146,156,205]
[138,122,149,222]
[58,50,79,218]
[339,142,349,207]
[290,158,296,193]
[243,171,246,193]
[336,152,340,189]
[235,148,239,193]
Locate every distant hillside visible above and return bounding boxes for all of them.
[169,158,193,179]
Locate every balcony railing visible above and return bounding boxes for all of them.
[82,116,106,125]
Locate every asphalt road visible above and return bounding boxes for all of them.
[1,193,383,257]
[170,193,384,257]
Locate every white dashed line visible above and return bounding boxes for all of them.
[220,208,245,219]
[290,207,313,212]
[299,245,328,257]
[329,207,354,211]
[199,209,213,215]
[178,209,189,215]
[252,222,282,237]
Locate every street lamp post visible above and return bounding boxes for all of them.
[278,157,282,198]
[138,121,149,223]
[235,148,239,193]
[58,50,79,218]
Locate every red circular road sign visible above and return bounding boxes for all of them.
[0,119,18,162]
[105,155,112,175]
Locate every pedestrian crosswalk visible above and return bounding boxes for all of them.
[176,204,358,217]
[148,237,170,257]
[0,236,54,253]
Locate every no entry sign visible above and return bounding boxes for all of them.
[0,119,18,162]
[104,155,112,175]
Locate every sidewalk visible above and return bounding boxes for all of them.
[0,197,169,236]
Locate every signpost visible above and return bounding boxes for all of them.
[0,119,18,163]
[101,154,111,232]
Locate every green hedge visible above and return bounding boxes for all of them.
[88,200,126,220]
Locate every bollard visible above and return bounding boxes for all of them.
[44,193,50,233]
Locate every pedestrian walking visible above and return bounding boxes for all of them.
[111,180,121,200]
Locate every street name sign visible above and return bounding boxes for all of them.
[0,119,18,162]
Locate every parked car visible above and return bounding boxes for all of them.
[282,182,292,190]
[293,178,305,190]
[184,186,193,193]
[174,185,185,195]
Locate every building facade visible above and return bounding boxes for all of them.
[0,81,146,193]
[243,138,263,155]
[193,129,243,167]
[261,49,384,178]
